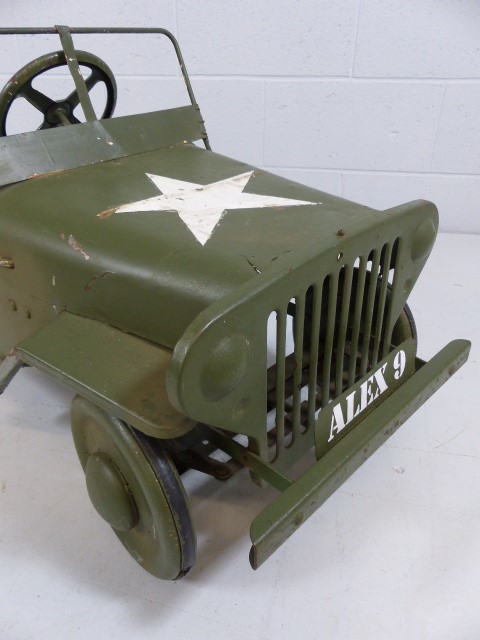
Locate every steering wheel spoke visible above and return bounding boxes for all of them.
[19,82,56,114]
[0,50,117,136]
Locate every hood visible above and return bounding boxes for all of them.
[0,140,384,349]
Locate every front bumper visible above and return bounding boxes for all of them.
[249,339,470,569]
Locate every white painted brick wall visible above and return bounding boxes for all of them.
[264,81,444,171]
[0,1,479,232]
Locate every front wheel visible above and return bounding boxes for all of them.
[71,396,196,579]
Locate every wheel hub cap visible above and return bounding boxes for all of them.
[85,452,139,531]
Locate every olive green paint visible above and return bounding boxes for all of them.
[17,312,193,438]
[0,26,471,580]
[249,339,471,569]
[71,396,195,579]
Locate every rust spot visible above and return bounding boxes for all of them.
[448,365,456,376]
[25,309,31,319]
[336,229,345,237]
[28,169,65,181]
[8,299,17,312]
[294,513,304,527]
[98,207,116,220]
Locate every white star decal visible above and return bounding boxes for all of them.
[108,171,319,245]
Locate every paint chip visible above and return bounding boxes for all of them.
[67,235,90,261]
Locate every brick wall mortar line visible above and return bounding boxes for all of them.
[262,166,480,179]
[350,0,363,78]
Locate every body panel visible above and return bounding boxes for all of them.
[1,137,386,357]
[167,199,438,456]
[17,311,192,438]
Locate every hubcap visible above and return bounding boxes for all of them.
[85,452,138,531]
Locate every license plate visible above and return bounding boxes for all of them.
[315,338,416,459]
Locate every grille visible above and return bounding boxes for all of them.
[266,239,400,462]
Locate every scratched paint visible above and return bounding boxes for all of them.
[84,271,116,291]
[100,171,319,245]
[67,234,90,261]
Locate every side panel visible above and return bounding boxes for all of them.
[16,312,193,438]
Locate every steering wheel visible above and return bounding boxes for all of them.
[0,50,117,136]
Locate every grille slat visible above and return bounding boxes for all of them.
[266,239,400,462]
[359,250,381,377]
[348,257,367,386]
[307,283,322,431]
[381,239,401,359]
[322,275,338,408]
[335,266,353,395]
[371,243,392,366]
[292,294,306,439]
[275,308,287,456]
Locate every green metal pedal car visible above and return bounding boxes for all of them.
[0,26,470,579]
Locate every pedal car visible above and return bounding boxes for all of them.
[0,26,470,579]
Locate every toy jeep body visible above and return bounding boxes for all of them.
[0,27,470,579]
